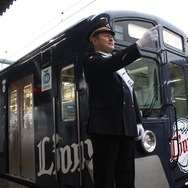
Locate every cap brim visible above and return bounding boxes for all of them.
[93,29,115,37]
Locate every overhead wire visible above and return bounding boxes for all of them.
[2,0,96,61]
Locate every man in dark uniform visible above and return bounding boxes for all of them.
[83,17,159,188]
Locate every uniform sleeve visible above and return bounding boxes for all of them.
[83,43,141,80]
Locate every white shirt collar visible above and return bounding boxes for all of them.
[96,51,111,58]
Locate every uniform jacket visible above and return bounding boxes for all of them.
[83,43,142,137]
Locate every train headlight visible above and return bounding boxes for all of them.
[141,130,156,153]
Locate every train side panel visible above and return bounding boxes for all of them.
[0,10,188,188]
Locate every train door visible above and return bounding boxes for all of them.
[127,55,188,187]
[8,74,35,180]
[127,57,170,188]
[56,56,81,187]
[166,54,188,186]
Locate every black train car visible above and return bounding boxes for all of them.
[0,10,188,188]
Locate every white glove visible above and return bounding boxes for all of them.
[136,25,160,49]
[135,124,144,141]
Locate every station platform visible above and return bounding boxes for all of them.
[0,177,29,188]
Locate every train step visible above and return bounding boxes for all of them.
[0,177,30,188]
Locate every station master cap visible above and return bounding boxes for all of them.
[88,17,115,42]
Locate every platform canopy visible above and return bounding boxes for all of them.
[0,0,16,16]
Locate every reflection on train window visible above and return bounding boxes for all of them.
[23,84,33,129]
[9,90,18,129]
[60,65,75,121]
[169,63,188,117]
[127,58,161,110]
[114,20,157,48]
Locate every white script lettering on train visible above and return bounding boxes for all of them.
[170,118,188,173]
[37,134,93,176]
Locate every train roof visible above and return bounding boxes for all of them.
[14,10,188,59]
[1,10,187,74]
[90,10,188,37]
[23,10,188,53]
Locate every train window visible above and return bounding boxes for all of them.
[60,65,75,121]
[127,57,161,112]
[9,90,18,129]
[114,20,157,48]
[163,28,183,52]
[23,84,33,129]
[169,63,188,117]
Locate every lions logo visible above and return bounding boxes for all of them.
[170,118,188,173]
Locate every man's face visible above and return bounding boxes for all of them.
[92,32,115,53]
